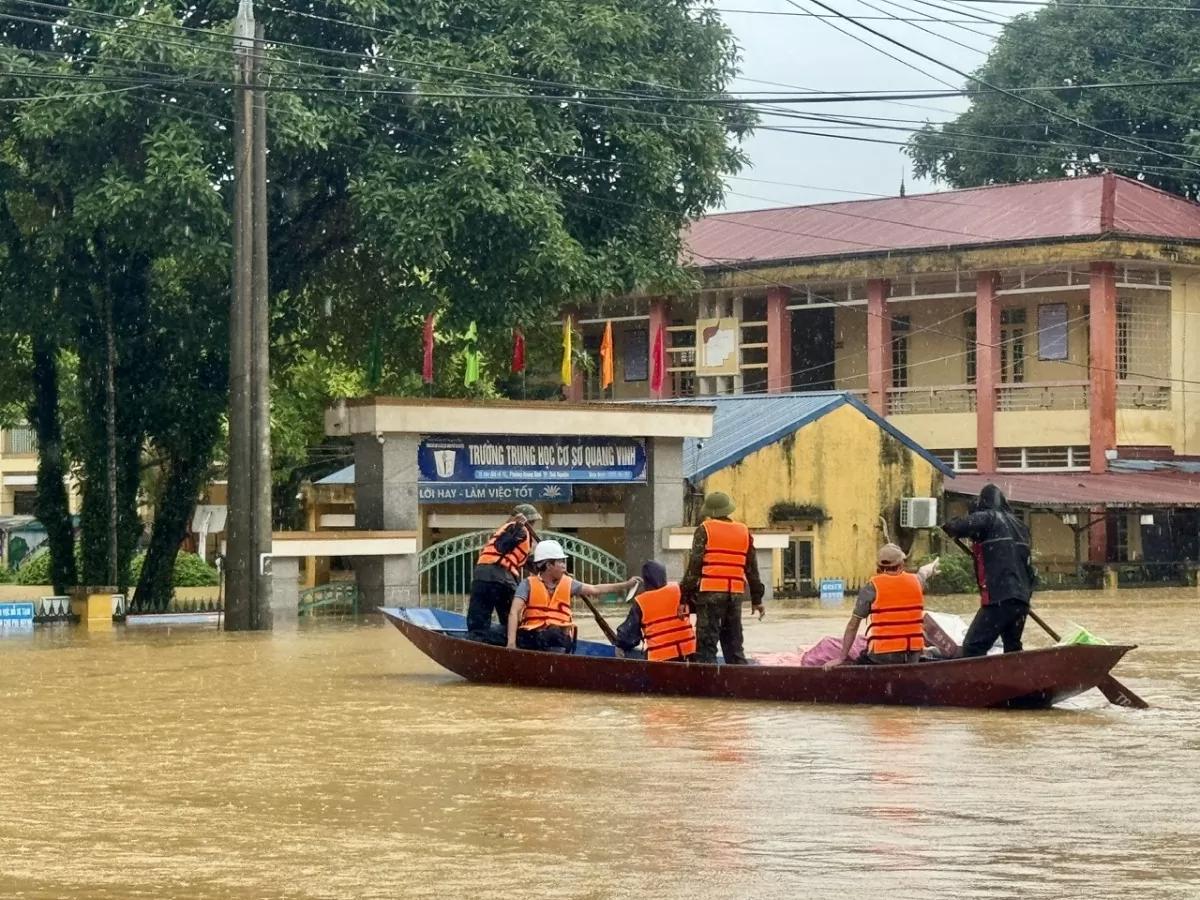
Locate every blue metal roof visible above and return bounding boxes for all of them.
[317,465,355,485]
[653,392,954,482]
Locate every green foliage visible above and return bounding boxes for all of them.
[906,2,1200,197]
[18,546,217,588]
[915,550,978,595]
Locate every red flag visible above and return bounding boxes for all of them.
[422,314,434,384]
[650,325,665,393]
[511,327,526,374]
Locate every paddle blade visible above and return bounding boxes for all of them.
[1098,676,1150,709]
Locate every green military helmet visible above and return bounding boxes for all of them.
[701,491,736,518]
[512,503,542,522]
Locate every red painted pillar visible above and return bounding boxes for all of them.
[564,308,584,402]
[648,298,671,400]
[975,271,1000,474]
[1089,262,1117,474]
[766,286,793,393]
[866,278,892,415]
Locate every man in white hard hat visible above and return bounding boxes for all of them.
[506,539,638,653]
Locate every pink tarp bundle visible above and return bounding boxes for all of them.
[752,613,969,667]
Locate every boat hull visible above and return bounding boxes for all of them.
[382,608,1134,709]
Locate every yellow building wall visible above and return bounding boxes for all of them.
[1171,269,1200,455]
[698,402,942,587]
[995,410,1089,447]
[888,413,976,451]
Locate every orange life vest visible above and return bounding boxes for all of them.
[520,575,575,631]
[699,519,750,593]
[636,584,696,662]
[476,522,531,578]
[866,572,925,656]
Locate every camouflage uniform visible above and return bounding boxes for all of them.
[680,516,764,665]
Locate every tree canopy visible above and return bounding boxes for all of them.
[906,0,1200,198]
[0,0,751,601]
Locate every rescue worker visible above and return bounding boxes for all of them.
[943,483,1037,657]
[466,504,540,644]
[679,492,764,665]
[824,544,941,668]
[506,540,638,653]
[613,560,697,662]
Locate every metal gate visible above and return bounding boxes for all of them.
[419,530,626,612]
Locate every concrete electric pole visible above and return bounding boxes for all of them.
[226,0,273,630]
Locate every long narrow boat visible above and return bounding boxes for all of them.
[382,607,1136,709]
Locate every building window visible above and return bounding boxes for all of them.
[1117,300,1131,380]
[670,317,696,397]
[892,315,911,389]
[996,445,1089,471]
[929,448,979,472]
[12,490,36,516]
[964,312,977,385]
[1114,514,1130,562]
[781,537,814,593]
[1000,307,1026,384]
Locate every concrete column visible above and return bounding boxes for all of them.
[866,278,892,415]
[648,298,671,400]
[624,437,686,581]
[353,433,421,612]
[1170,269,1200,455]
[975,271,1001,474]
[270,556,300,631]
[304,500,317,589]
[755,546,775,602]
[1090,262,1117,474]
[766,286,793,394]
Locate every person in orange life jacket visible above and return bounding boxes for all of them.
[506,539,638,654]
[943,483,1037,657]
[613,560,697,662]
[824,544,941,669]
[679,492,764,665]
[466,504,541,644]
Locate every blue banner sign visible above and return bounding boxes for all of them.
[0,601,34,631]
[418,435,646,484]
[819,579,846,607]
[417,483,573,504]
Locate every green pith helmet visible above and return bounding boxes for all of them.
[701,492,736,518]
[512,503,542,522]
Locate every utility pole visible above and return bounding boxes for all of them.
[227,0,272,630]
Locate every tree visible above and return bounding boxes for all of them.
[0,0,750,604]
[907,1,1200,197]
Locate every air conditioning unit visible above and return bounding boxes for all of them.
[900,497,938,529]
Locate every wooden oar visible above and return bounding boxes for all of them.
[579,594,620,646]
[949,537,1148,709]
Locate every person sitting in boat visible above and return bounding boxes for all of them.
[613,560,697,662]
[506,539,638,654]
[466,504,541,645]
[943,483,1037,657]
[824,544,940,669]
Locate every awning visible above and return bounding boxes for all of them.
[946,471,1200,509]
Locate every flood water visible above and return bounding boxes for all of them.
[0,594,1197,899]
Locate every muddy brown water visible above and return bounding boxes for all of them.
[0,594,1196,899]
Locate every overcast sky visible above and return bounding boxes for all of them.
[718,0,1023,211]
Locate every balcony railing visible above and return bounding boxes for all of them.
[996,381,1090,412]
[886,386,976,415]
[1117,381,1171,411]
[2,426,36,455]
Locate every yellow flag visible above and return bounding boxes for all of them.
[561,317,573,386]
[600,321,614,390]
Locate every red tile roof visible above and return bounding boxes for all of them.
[685,173,1200,268]
[946,471,1200,509]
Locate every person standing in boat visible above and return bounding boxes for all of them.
[506,540,638,653]
[679,492,764,665]
[466,504,541,644]
[613,560,697,662]
[824,544,940,668]
[943,483,1037,657]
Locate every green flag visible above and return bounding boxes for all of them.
[463,321,480,386]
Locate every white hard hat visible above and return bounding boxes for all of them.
[532,540,567,564]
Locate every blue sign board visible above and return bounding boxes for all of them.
[418,435,646,485]
[417,483,573,504]
[819,579,846,607]
[0,601,34,631]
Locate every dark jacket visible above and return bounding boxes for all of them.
[943,485,1036,606]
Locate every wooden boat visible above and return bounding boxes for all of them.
[381,607,1136,709]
